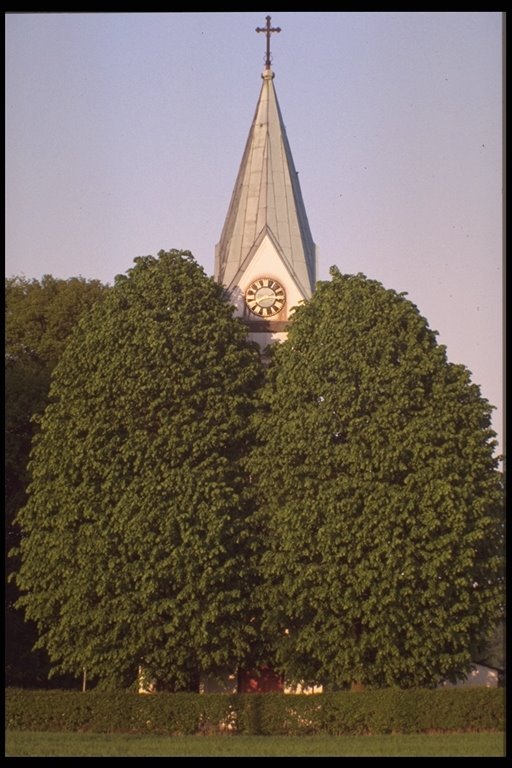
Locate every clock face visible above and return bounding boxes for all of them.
[245,278,286,317]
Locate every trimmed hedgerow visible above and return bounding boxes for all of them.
[233,689,505,736]
[5,688,504,736]
[4,690,233,735]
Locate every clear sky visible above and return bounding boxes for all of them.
[5,12,504,455]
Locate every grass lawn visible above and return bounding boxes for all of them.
[5,731,505,757]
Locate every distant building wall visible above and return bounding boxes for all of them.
[199,670,238,694]
[238,667,284,693]
[440,663,499,688]
[138,665,157,694]
[284,682,323,695]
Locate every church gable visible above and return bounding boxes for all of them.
[228,230,309,323]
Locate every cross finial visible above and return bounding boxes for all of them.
[256,15,281,70]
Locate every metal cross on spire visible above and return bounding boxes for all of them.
[256,15,281,70]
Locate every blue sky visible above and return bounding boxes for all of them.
[5,12,503,454]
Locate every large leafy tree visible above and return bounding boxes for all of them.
[5,275,108,686]
[6,274,109,526]
[252,268,504,689]
[13,251,263,689]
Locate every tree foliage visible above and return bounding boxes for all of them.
[251,268,504,689]
[5,274,109,519]
[6,274,109,365]
[5,274,109,686]
[12,262,503,691]
[13,251,263,689]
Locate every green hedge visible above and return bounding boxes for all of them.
[5,688,505,736]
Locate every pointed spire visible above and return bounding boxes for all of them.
[215,22,316,300]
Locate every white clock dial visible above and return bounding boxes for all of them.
[245,278,286,317]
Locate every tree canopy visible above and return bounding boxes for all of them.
[6,274,108,366]
[11,261,503,691]
[5,274,109,519]
[251,268,504,689]
[13,251,263,689]
[5,274,109,686]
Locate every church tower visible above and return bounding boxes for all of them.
[215,16,317,349]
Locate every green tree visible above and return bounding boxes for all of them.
[5,274,109,523]
[5,275,109,686]
[13,250,263,689]
[252,268,504,689]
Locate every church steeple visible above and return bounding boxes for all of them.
[215,17,316,346]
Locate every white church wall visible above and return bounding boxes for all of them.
[249,329,288,348]
[283,682,324,695]
[439,663,499,689]
[137,665,157,694]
